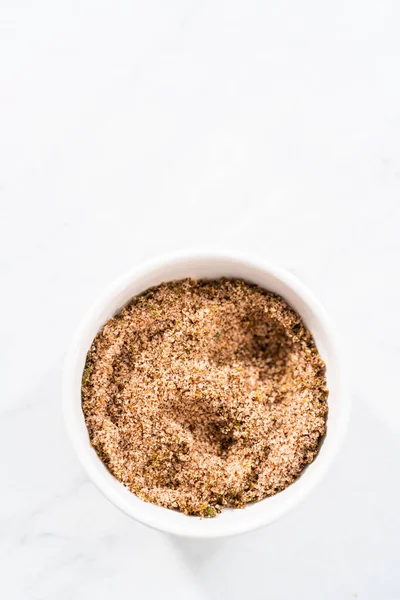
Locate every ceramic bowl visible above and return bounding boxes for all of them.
[63,249,349,538]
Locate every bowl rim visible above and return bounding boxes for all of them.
[63,248,350,538]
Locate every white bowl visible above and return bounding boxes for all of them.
[63,249,349,538]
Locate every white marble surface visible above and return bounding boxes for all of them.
[1,1,400,598]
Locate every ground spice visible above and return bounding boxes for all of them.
[82,278,328,517]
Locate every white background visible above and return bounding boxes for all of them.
[1,1,400,599]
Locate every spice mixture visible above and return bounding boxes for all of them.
[82,279,328,517]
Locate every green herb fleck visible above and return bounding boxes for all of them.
[205,506,216,518]
[82,364,93,385]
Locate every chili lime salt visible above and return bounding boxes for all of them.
[82,278,328,517]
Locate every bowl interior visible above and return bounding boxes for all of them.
[63,252,346,538]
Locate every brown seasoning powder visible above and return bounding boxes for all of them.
[82,279,328,517]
